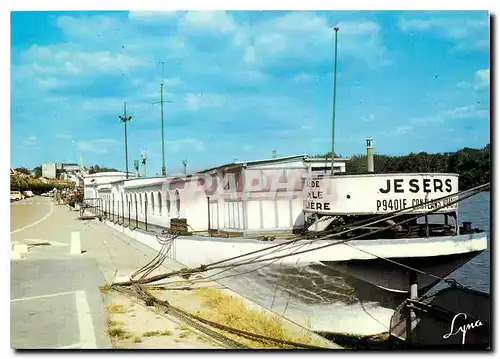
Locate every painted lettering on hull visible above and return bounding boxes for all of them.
[379,178,453,194]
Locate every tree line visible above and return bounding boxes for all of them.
[10,177,73,194]
[319,144,490,190]
[13,164,120,178]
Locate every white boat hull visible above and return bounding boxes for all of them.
[103,220,488,335]
[106,219,487,293]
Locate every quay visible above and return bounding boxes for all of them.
[10,196,341,349]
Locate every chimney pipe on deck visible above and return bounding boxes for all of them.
[366,138,374,173]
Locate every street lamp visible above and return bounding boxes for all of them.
[330,26,339,176]
[119,102,132,179]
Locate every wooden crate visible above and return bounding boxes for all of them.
[170,218,188,234]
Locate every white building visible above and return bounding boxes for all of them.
[84,155,349,234]
[41,162,57,179]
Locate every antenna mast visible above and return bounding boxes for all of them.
[119,102,132,179]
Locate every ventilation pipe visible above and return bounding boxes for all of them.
[366,138,374,173]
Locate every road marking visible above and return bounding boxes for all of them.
[10,201,54,235]
[75,290,97,349]
[11,290,75,303]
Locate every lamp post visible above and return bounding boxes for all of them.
[119,102,132,179]
[330,26,339,176]
[152,61,173,177]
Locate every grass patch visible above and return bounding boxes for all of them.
[143,329,173,337]
[133,337,142,343]
[197,335,208,342]
[195,287,322,349]
[108,319,125,327]
[108,327,132,340]
[179,330,191,339]
[179,324,190,331]
[106,303,127,314]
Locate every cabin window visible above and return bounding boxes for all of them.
[150,192,155,215]
[139,193,143,213]
[134,193,138,213]
[166,192,171,216]
[175,190,180,216]
[158,192,162,215]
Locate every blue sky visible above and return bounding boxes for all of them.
[10,10,490,174]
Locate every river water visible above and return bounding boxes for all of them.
[449,191,490,292]
[215,191,491,335]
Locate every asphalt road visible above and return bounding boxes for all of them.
[10,196,54,234]
[10,196,111,349]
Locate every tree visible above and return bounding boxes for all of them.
[88,165,119,174]
[335,144,490,190]
[14,167,31,175]
[33,166,42,178]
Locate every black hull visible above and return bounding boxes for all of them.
[321,251,483,294]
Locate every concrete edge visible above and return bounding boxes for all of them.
[96,218,342,349]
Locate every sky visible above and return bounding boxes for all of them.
[10,10,490,174]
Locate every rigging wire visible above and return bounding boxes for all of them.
[113,182,488,288]
[158,182,488,279]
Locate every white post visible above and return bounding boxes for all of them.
[406,271,418,344]
[70,232,81,255]
[11,250,23,260]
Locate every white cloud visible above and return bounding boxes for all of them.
[21,44,144,79]
[21,135,37,146]
[179,11,237,34]
[361,114,375,122]
[240,13,390,68]
[457,68,490,90]
[410,104,489,124]
[36,77,67,90]
[56,134,72,140]
[165,138,205,152]
[292,73,313,83]
[396,126,412,135]
[77,139,118,154]
[56,15,125,42]
[445,105,489,119]
[163,77,183,87]
[398,15,489,51]
[128,11,181,22]
[183,93,225,111]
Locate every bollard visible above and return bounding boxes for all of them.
[145,197,148,231]
[13,243,29,253]
[11,250,23,260]
[406,270,418,343]
[70,232,82,255]
[135,199,138,229]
